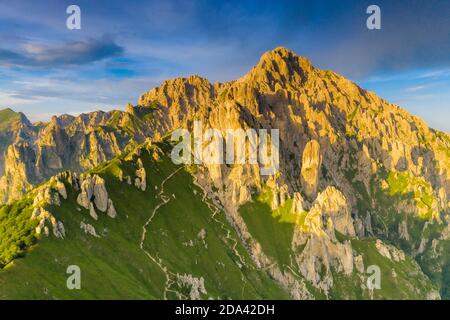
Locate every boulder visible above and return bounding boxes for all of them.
[80,221,99,237]
[77,175,93,209]
[53,221,66,239]
[93,175,108,212]
[135,167,147,191]
[56,180,67,199]
[89,201,98,220]
[292,192,304,214]
[375,239,405,261]
[107,199,117,218]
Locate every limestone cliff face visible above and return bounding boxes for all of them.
[0,109,158,203]
[292,186,356,292]
[300,140,322,199]
[1,47,449,298]
[0,142,34,203]
[139,75,216,130]
[4,48,448,211]
[134,47,449,297]
[134,47,449,218]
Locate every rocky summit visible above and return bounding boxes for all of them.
[0,47,449,299]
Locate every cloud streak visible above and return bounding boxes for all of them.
[0,36,123,68]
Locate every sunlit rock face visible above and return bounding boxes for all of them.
[0,108,160,203]
[137,47,447,299]
[1,47,449,213]
[0,47,449,299]
[300,140,322,200]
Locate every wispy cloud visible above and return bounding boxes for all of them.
[404,85,429,93]
[0,36,123,68]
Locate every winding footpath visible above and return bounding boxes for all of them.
[191,176,247,268]
[139,166,184,299]
[139,166,250,299]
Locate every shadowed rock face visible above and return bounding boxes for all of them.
[0,47,449,298]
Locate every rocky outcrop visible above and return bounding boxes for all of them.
[89,201,98,220]
[80,221,99,237]
[31,207,65,239]
[291,186,356,293]
[33,184,60,207]
[296,186,355,238]
[53,221,66,239]
[135,158,147,191]
[295,235,354,292]
[399,219,410,241]
[26,168,119,242]
[55,180,67,199]
[75,173,117,218]
[107,199,117,218]
[93,175,108,212]
[0,107,159,204]
[292,192,304,214]
[300,140,322,200]
[176,274,207,300]
[375,239,406,262]
[77,175,93,209]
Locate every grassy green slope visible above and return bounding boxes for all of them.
[239,188,295,272]
[0,142,288,299]
[0,199,38,268]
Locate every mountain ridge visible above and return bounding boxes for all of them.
[0,47,449,299]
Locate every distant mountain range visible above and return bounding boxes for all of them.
[0,47,449,299]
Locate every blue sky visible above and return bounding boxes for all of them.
[0,0,449,131]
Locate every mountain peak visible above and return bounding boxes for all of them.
[0,107,18,119]
[261,47,312,67]
[261,46,305,60]
[240,47,313,86]
[138,74,214,109]
[0,108,31,129]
